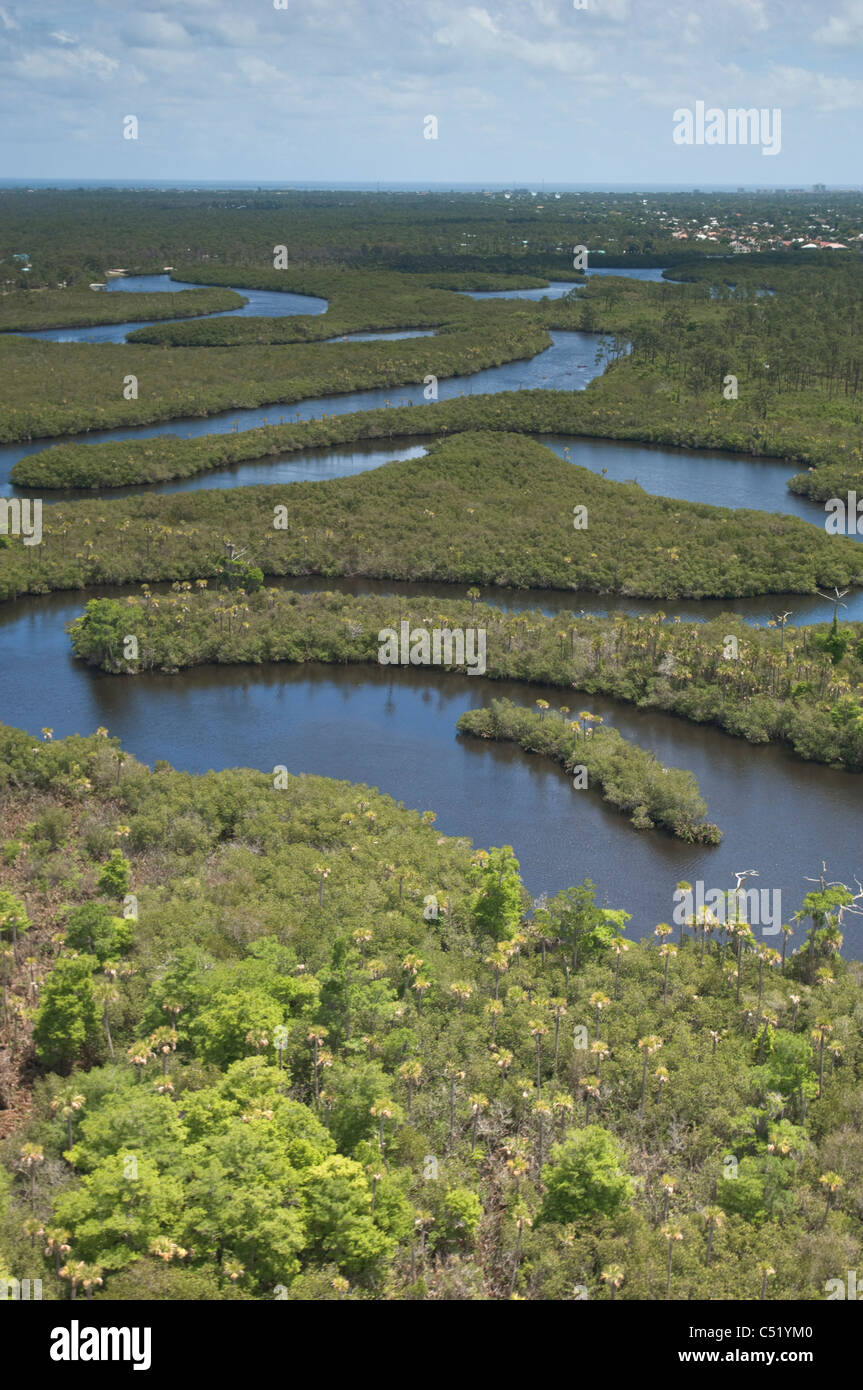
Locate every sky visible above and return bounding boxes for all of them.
[0,0,861,185]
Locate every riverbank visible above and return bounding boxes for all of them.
[4,435,860,603]
[66,588,863,771]
[0,286,246,332]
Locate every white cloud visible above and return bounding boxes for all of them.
[814,1,863,45]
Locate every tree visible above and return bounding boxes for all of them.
[53,1153,185,1273]
[298,1154,393,1276]
[96,849,132,900]
[539,1125,633,1225]
[398,1059,422,1122]
[469,846,525,941]
[0,889,30,965]
[51,1088,86,1153]
[638,1035,663,1116]
[702,1206,724,1266]
[33,955,101,1071]
[64,902,132,963]
[662,1224,683,1296]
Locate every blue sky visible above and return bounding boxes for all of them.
[0,0,861,184]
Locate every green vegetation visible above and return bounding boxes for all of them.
[4,187,863,1305]
[66,589,863,770]
[15,267,863,502]
[457,700,722,842]
[4,435,860,605]
[0,287,245,332]
[0,722,860,1300]
[0,324,549,442]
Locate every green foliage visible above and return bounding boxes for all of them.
[470,846,526,941]
[5,433,861,606]
[459,700,721,842]
[33,955,102,1071]
[0,287,244,332]
[65,902,133,962]
[96,849,131,900]
[68,588,863,771]
[539,1126,634,1225]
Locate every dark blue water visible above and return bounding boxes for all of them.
[459,267,670,300]
[0,585,859,953]
[0,329,604,482]
[13,274,328,343]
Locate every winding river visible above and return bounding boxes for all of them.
[2,272,861,951]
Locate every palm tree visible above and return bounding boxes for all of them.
[18,1143,44,1210]
[638,1036,663,1116]
[600,1264,625,1300]
[485,950,510,1000]
[369,1100,393,1154]
[485,998,504,1042]
[148,1026,178,1076]
[757,947,781,1007]
[533,1099,552,1168]
[450,981,474,1012]
[780,921,794,970]
[509,1212,532,1296]
[659,942,678,1002]
[662,1225,683,1296]
[813,1020,833,1098]
[352,928,373,964]
[702,1206,724,1266]
[127,1039,155,1076]
[529,1019,549,1096]
[93,977,119,1061]
[43,1226,71,1276]
[756,1012,778,1063]
[580,1077,600,1124]
[590,1039,610,1080]
[307,1026,329,1102]
[552,1091,574,1137]
[79,1264,104,1300]
[819,1172,844,1229]
[469,1094,489,1151]
[51,1089,86,1152]
[610,936,630,998]
[655,1065,670,1104]
[496,1049,514,1089]
[549,997,567,1068]
[412,975,431,1014]
[398,1059,422,1122]
[758,1262,775,1300]
[588,991,610,1039]
[660,1174,676,1221]
[60,1259,86,1301]
[314,863,330,907]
